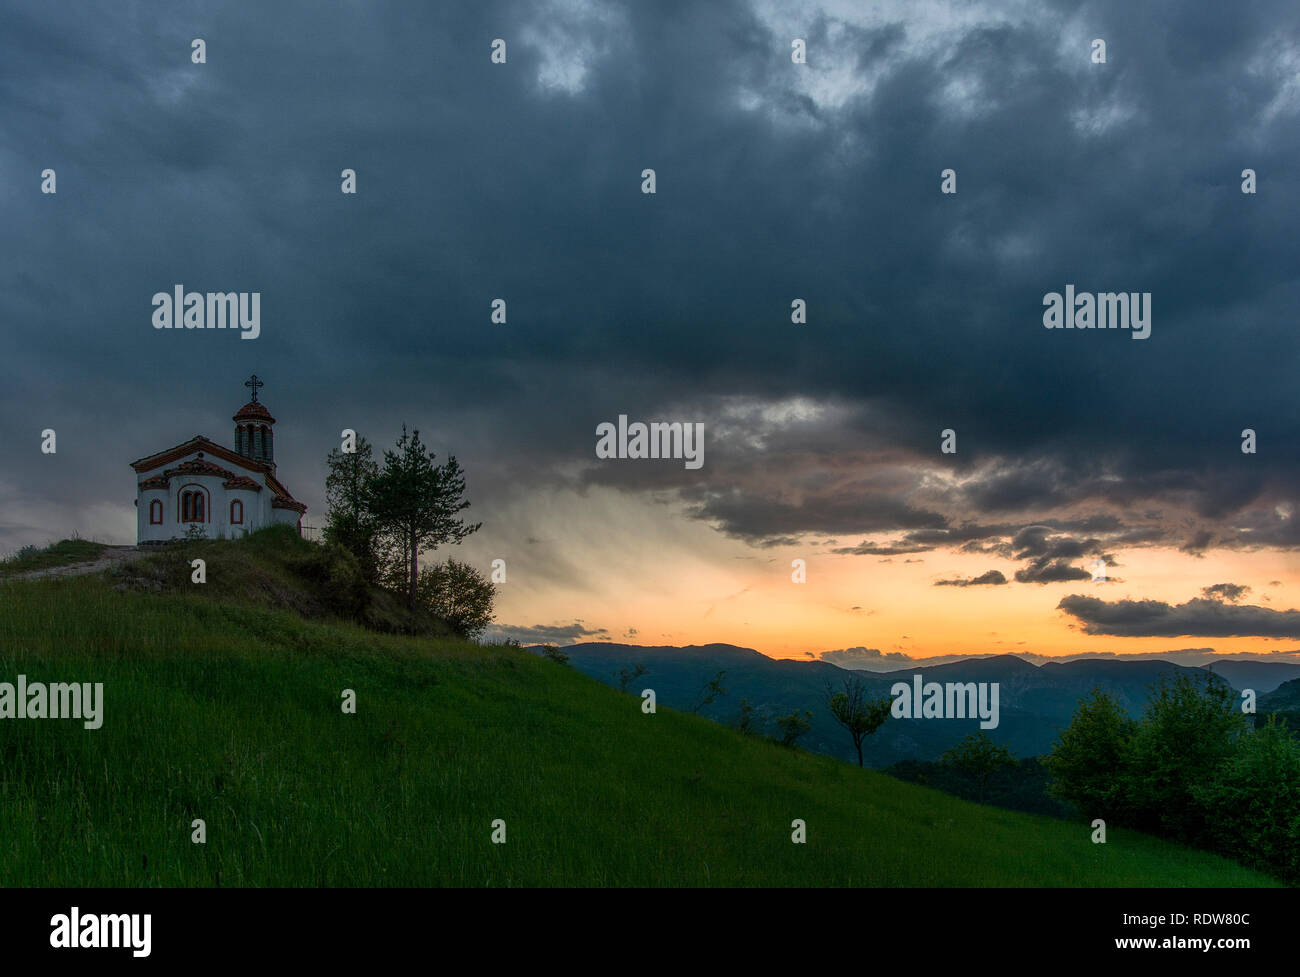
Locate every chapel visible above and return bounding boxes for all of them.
[129,376,307,544]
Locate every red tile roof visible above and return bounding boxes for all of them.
[233,401,276,423]
[131,434,306,514]
[164,458,237,480]
[131,436,265,474]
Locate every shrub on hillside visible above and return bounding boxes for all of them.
[735,698,764,736]
[691,670,728,713]
[291,541,371,619]
[1044,687,1137,823]
[1192,717,1300,882]
[940,732,1017,802]
[1256,708,1300,733]
[615,663,646,693]
[1123,673,1246,844]
[414,559,495,639]
[541,645,570,665]
[1044,672,1295,879]
[775,709,812,748]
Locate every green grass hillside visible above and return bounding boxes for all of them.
[107,528,455,638]
[0,538,108,578]
[0,534,1278,886]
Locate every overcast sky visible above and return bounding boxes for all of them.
[3,0,1299,659]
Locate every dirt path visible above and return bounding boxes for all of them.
[9,546,148,582]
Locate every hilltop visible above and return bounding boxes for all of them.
[106,526,455,638]
[0,533,1276,887]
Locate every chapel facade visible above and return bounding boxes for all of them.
[129,377,307,544]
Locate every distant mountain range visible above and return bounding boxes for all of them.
[1199,659,1300,694]
[537,643,1291,768]
[1260,676,1300,713]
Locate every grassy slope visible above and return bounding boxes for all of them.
[0,539,108,578]
[0,553,1278,887]
[107,527,455,638]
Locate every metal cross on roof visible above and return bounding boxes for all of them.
[244,374,264,402]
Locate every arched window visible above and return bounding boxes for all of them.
[179,488,207,523]
[230,499,243,524]
[149,500,163,525]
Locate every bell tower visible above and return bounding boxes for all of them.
[233,374,276,473]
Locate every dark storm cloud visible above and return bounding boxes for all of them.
[817,646,1004,670]
[1015,560,1093,584]
[683,462,952,545]
[817,645,1300,668]
[831,540,934,556]
[935,569,1008,587]
[818,646,915,669]
[485,621,610,645]
[1011,527,1094,560]
[1058,595,1300,639]
[1202,582,1250,603]
[1002,526,1115,584]
[2,0,1299,563]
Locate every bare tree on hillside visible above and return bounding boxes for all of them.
[825,676,892,767]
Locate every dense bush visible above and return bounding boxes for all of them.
[1043,687,1138,823]
[1047,673,1298,882]
[1123,673,1246,844]
[415,559,494,639]
[940,732,1017,803]
[291,541,371,619]
[1193,716,1300,881]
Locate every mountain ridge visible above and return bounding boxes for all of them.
[544,642,1245,767]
